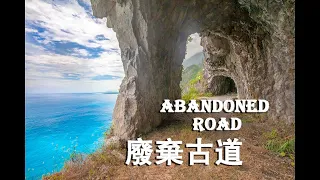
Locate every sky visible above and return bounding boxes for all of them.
[25,0,203,94]
[185,33,203,60]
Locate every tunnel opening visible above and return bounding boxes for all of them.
[179,33,216,103]
[208,76,237,96]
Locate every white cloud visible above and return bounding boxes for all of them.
[25,43,46,55]
[25,0,203,93]
[185,33,203,60]
[72,48,90,56]
[25,0,119,50]
[25,47,124,80]
[25,27,38,33]
[26,79,122,94]
[25,0,124,93]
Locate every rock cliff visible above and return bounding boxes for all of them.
[90,0,295,140]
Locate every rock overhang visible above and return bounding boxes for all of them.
[90,0,295,140]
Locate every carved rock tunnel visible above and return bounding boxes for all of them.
[90,0,295,140]
[208,76,237,96]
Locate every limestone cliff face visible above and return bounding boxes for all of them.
[91,0,295,140]
[201,0,294,123]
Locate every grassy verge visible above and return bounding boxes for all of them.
[44,115,295,179]
[43,145,126,180]
[263,129,295,166]
[235,113,295,166]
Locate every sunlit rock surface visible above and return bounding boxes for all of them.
[91,0,295,140]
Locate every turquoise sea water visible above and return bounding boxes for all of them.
[25,93,117,179]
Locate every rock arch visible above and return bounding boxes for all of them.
[91,0,295,140]
[207,75,238,96]
[201,33,246,99]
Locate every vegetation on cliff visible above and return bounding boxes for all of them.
[180,64,212,103]
[180,64,201,92]
[182,52,204,69]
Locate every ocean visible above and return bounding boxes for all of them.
[25,93,117,180]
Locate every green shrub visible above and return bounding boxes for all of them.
[182,86,199,104]
[264,129,295,158]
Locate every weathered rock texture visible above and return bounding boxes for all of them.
[91,0,295,140]
[207,76,237,96]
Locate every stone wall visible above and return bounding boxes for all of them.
[91,0,295,140]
